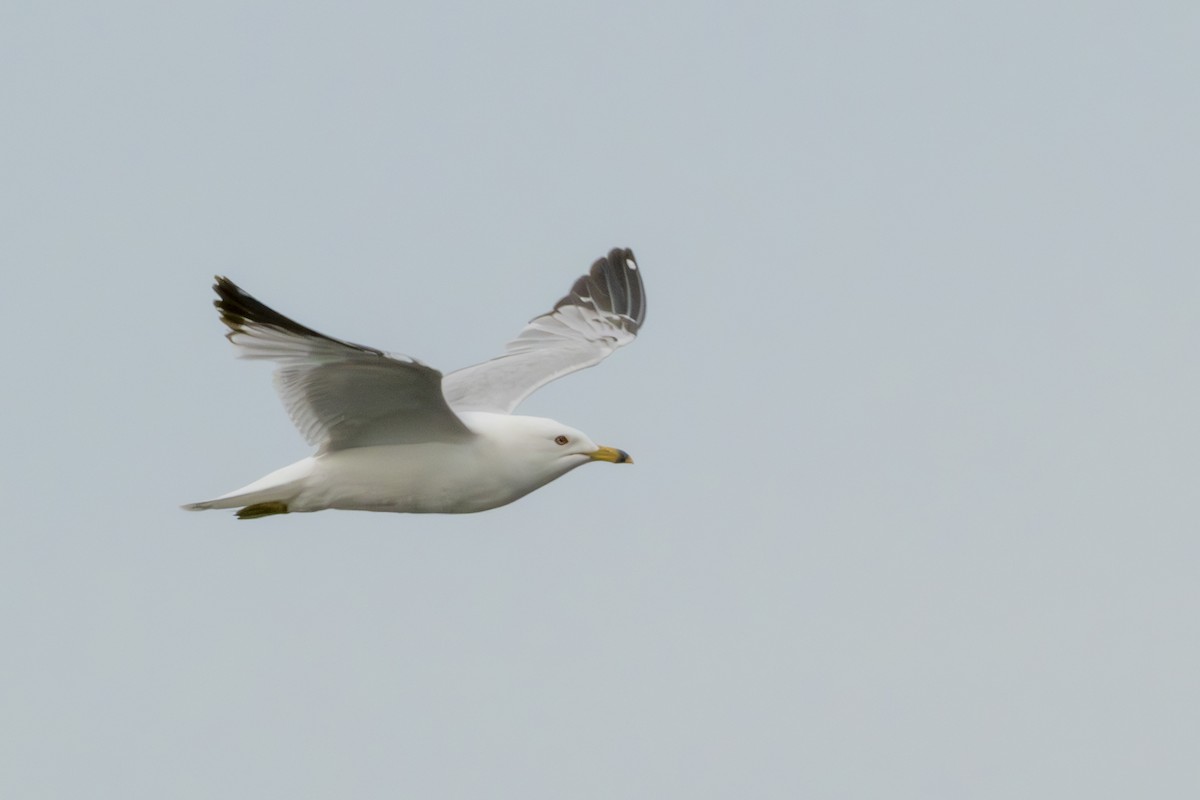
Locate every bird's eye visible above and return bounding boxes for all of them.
[555,435,569,446]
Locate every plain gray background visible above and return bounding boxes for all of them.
[3,2,1197,797]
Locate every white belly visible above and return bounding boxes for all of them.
[291,442,556,514]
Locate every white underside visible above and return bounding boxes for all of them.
[185,413,593,514]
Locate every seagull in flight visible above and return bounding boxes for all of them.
[184,248,645,519]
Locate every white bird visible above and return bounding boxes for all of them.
[184,248,645,519]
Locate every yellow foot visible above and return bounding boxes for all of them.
[236,501,289,519]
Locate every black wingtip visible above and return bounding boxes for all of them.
[208,276,386,356]
[555,246,646,331]
[211,276,327,341]
[608,246,635,264]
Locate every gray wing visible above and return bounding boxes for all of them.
[442,248,646,414]
[213,277,474,452]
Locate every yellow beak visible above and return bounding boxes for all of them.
[589,446,633,464]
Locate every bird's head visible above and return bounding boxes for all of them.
[466,413,632,478]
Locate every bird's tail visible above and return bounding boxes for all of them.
[182,458,314,519]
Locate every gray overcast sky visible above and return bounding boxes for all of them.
[3,2,1198,797]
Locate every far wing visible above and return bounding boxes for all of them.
[442,248,646,414]
[213,277,474,452]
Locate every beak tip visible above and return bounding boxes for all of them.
[591,446,633,464]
